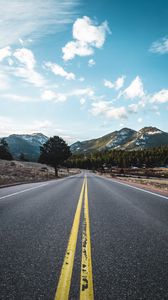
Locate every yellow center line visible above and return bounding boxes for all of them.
[80,176,94,300]
[54,177,86,300]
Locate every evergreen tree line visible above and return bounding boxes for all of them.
[65,146,168,170]
[1,136,168,172]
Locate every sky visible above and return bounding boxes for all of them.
[0,0,168,143]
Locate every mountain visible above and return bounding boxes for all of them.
[2,133,48,161]
[70,128,136,153]
[1,127,168,161]
[70,127,168,154]
[123,127,168,150]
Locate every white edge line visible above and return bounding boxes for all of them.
[95,174,168,200]
[0,182,49,200]
[0,173,82,200]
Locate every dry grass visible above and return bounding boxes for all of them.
[117,177,168,193]
[0,159,79,186]
[97,167,168,195]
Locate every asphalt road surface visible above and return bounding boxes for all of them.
[1,172,168,300]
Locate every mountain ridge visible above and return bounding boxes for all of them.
[70,126,168,154]
[2,133,48,161]
[1,127,168,161]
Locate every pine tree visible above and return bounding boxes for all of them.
[0,139,13,160]
[19,153,27,161]
[39,136,71,177]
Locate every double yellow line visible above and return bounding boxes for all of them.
[54,176,94,300]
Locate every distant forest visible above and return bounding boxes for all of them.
[65,146,168,170]
[1,140,168,171]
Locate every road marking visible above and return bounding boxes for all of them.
[111,178,168,199]
[54,177,86,300]
[0,183,49,200]
[80,176,94,300]
[94,174,168,200]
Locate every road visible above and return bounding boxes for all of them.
[0,172,168,300]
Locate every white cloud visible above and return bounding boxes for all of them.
[138,118,142,123]
[41,87,94,104]
[70,87,95,97]
[0,116,53,136]
[45,62,75,80]
[26,120,53,134]
[14,66,45,87]
[123,76,144,99]
[73,16,109,47]
[7,58,14,66]
[18,38,33,47]
[19,39,24,46]
[13,48,45,87]
[104,79,114,89]
[62,40,94,61]
[1,93,37,102]
[0,73,10,90]
[41,90,67,103]
[0,46,11,62]
[14,48,35,69]
[106,106,127,119]
[90,101,127,119]
[80,98,86,105]
[150,37,168,54]
[88,59,95,67]
[151,89,168,103]
[0,116,78,143]
[138,97,147,108]
[62,16,110,60]
[0,0,78,47]
[128,103,139,113]
[104,75,125,90]
[3,87,95,105]
[91,101,110,116]
[115,75,125,90]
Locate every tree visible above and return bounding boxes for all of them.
[19,152,28,161]
[0,138,13,160]
[38,136,71,177]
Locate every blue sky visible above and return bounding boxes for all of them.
[0,0,168,143]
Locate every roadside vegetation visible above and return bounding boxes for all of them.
[0,160,79,186]
[66,146,168,171]
[39,136,71,177]
[0,138,13,161]
[0,135,168,192]
[66,146,168,194]
[0,136,74,186]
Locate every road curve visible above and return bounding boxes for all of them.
[0,172,168,300]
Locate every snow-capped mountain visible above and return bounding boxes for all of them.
[124,127,168,150]
[70,128,136,153]
[20,133,48,145]
[3,133,48,161]
[1,127,167,161]
[70,127,168,153]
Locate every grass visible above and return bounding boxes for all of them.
[117,177,168,193]
[0,159,79,186]
[97,167,168,194]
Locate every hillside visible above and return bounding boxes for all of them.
[2,133,48,161]
[1,127,168,161]
[0,159,80,186]
[70,127,168,154]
